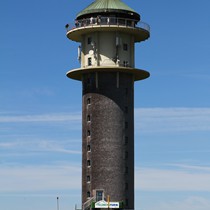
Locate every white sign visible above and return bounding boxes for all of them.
[95,200,119,209]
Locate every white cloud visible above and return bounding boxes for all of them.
[135,164,210,191]
[0,139,81,155]
[0,164,81,193]
[135,107,210,133]
[0,113,81,123]
[149,196,210,210]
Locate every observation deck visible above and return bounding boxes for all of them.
[66,16,150,42]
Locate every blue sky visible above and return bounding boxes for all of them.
[1,0,210,210]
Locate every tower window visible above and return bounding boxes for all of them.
[123,43,128,51]
[87,77,91,84]
[125,166,128,174]
[125,199,129,207]
[87,160,91,167]
[87,191,91,198]
[87,115,91,122]
[125,106,128,113]
[88,57,92,66]
[125,122,128,129]
[96,190,104,202]
[87,130,91,136]
[87,98,91,105]
[125,88,128,95]
[125,151,128,159]
[87,37,92,45]
[87,175,90,182]
[125,136,128,145]
[123,60,129,67]
[125,183,128,190]
[87,144,91,152]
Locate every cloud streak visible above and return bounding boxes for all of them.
[135,164,210,192]
[0,113,81,123]
[0,164,81,193]
[135,107,210,133]
[146,196,210,210]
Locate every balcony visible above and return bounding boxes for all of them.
[66,16,150,42]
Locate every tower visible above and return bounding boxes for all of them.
[65,1,150,210]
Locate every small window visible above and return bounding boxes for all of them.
[87,77,91,84]
[123,43,128,51]
[125,88,128,95]
[87,160,91,167]
[87,191,91,198]
[87,175,90,182]
[123,60,129,67]
[125,106,128,113]
[125,183,128,190]
[87,115,91,122]
[125,136,128,145]
[125,199,129,206]
[125,151,128,159]
[87,37,92,45]
[87,130,91,136]
[125,166,128,174]
[87,98,91,105]
[125,122,128,129]
[88,57,92,66]
[87,144,91,152]
[96,190,104,202]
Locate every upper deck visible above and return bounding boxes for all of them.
[66,16,150,42]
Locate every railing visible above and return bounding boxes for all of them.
[83,196,96,210]
[65,16,150,33]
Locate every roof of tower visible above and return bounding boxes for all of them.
[76,0,140,20]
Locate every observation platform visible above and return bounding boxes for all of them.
[66,16,150,42]
[66,66,150,81]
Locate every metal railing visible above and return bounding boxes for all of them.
[83,196,96,210]
[66,16,150,33]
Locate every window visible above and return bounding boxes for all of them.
[87,130,91,136]
[87,77,91,84]
[123,43,128,51]
[87,175,90,182]
[96,190,104,202]
[125,122,128,129]
[125,151,128,159]
[87,191,91,198]
[88,57,92,66]
[87,98,91,105]
[123,60,129,67]
[125,88,128,95]
[125,106,128,113]
[125,136,128,145]
[125,199,129,207]
[87,115,91,122]
[125,166,128,174]
[87,144,91,152]
[87,160,91,167]
[87,37,92,45]
[125,183,128,190]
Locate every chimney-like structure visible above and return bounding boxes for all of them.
[65,1,150,209]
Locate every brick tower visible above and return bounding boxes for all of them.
[65,1,150,210]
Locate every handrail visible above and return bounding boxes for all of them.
[65,16,150,33]
[83,196,96,210]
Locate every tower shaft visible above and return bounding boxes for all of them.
[82,72,134,208]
